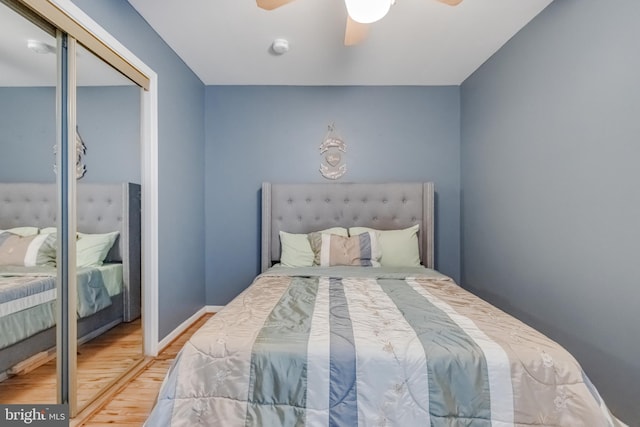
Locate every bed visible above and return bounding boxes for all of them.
[146,182,625,427]
[0,182,141,377]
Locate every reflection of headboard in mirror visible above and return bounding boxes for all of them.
[261,182,434,272]
[0,182,141,321]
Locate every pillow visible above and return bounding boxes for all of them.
[76,231,119,267]
[0,233,56,266]
[28,230,119,267]
[349,224,421,267]
[308,231,381,267]
[279,227,348,268]
[0,226,39,237]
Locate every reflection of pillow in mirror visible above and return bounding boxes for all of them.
[0,227,39,237]
[279,227,348,268]
[76,231,119,267]
[349,224,420,267]
[38,229,120,267]
[0,233,56,266]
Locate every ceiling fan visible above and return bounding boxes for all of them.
[257,0,463,46]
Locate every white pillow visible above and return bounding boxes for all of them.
[349,224,421,267]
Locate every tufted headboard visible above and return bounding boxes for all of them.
[0,182,141,321]
[261,182,434,272]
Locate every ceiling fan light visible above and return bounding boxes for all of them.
[345,0,391,24]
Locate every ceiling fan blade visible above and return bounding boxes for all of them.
[436,0,463,5]
[257,0,297,10]
[344,16,369,46]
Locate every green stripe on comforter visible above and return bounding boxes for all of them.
[246,276,318,426]
[144,267,627,427]
[379,278,491,425]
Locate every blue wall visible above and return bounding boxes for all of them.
[0,87,56,183]
[461,0,639,423]
[0,86,140,184]
[46,5,637,423]
[71,0,206,340]
[205,86,460,304]
[78,86,141,183]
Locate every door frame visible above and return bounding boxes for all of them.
[52,0,160,356]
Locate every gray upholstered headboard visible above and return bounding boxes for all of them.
[261,182,434,272]
[0,182,141,321]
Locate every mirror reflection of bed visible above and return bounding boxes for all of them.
[0,183,142,408]
[0,0,145,410]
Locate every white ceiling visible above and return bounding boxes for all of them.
[0,3,134,86]
[127,0,553,86]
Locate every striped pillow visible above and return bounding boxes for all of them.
[0,232,56,267]
[308,231,381,267]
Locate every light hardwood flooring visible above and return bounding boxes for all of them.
[0,319,143,409]
[79,313,213,426]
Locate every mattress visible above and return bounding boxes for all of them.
[0,264,123,350]
[146,266,625,427]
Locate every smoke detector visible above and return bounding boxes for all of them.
[271,38,289,55]
[27,39,55,54]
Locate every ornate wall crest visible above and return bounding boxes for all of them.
[319,124,346,180]
[53,127,87,179]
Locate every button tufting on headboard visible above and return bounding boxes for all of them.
[0,183,139,264]
[261,182,435,272]
[0,182,142,322]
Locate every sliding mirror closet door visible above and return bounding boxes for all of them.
[0,0,150,417]
[74,42,143,412]
[0,1,58,405]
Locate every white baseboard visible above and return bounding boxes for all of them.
[157,307,206,352]
[157,305,225,353]
[206,305,224,313]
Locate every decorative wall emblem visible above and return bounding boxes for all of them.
[74,129,87,179]
[319,124,347,180]
[53,127,87,179]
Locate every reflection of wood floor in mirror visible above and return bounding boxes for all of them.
[0,319,142,408]
[80,314,213,427]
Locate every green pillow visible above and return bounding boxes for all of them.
[76,231,119,267]
[0,226,39,237]
[279,227,348,268]
[349,224,420,267]
[25,230,119,267]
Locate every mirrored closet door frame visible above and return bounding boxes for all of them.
[2,0,154,417]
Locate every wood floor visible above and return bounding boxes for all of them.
[79,313,213,426]
[0,319,143,409]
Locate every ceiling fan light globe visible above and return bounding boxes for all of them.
[345,0,391,24]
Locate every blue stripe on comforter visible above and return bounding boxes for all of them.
[328,277,358,427]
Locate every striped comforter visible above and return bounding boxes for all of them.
[0,266,114,350]
[146,266,625,427]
